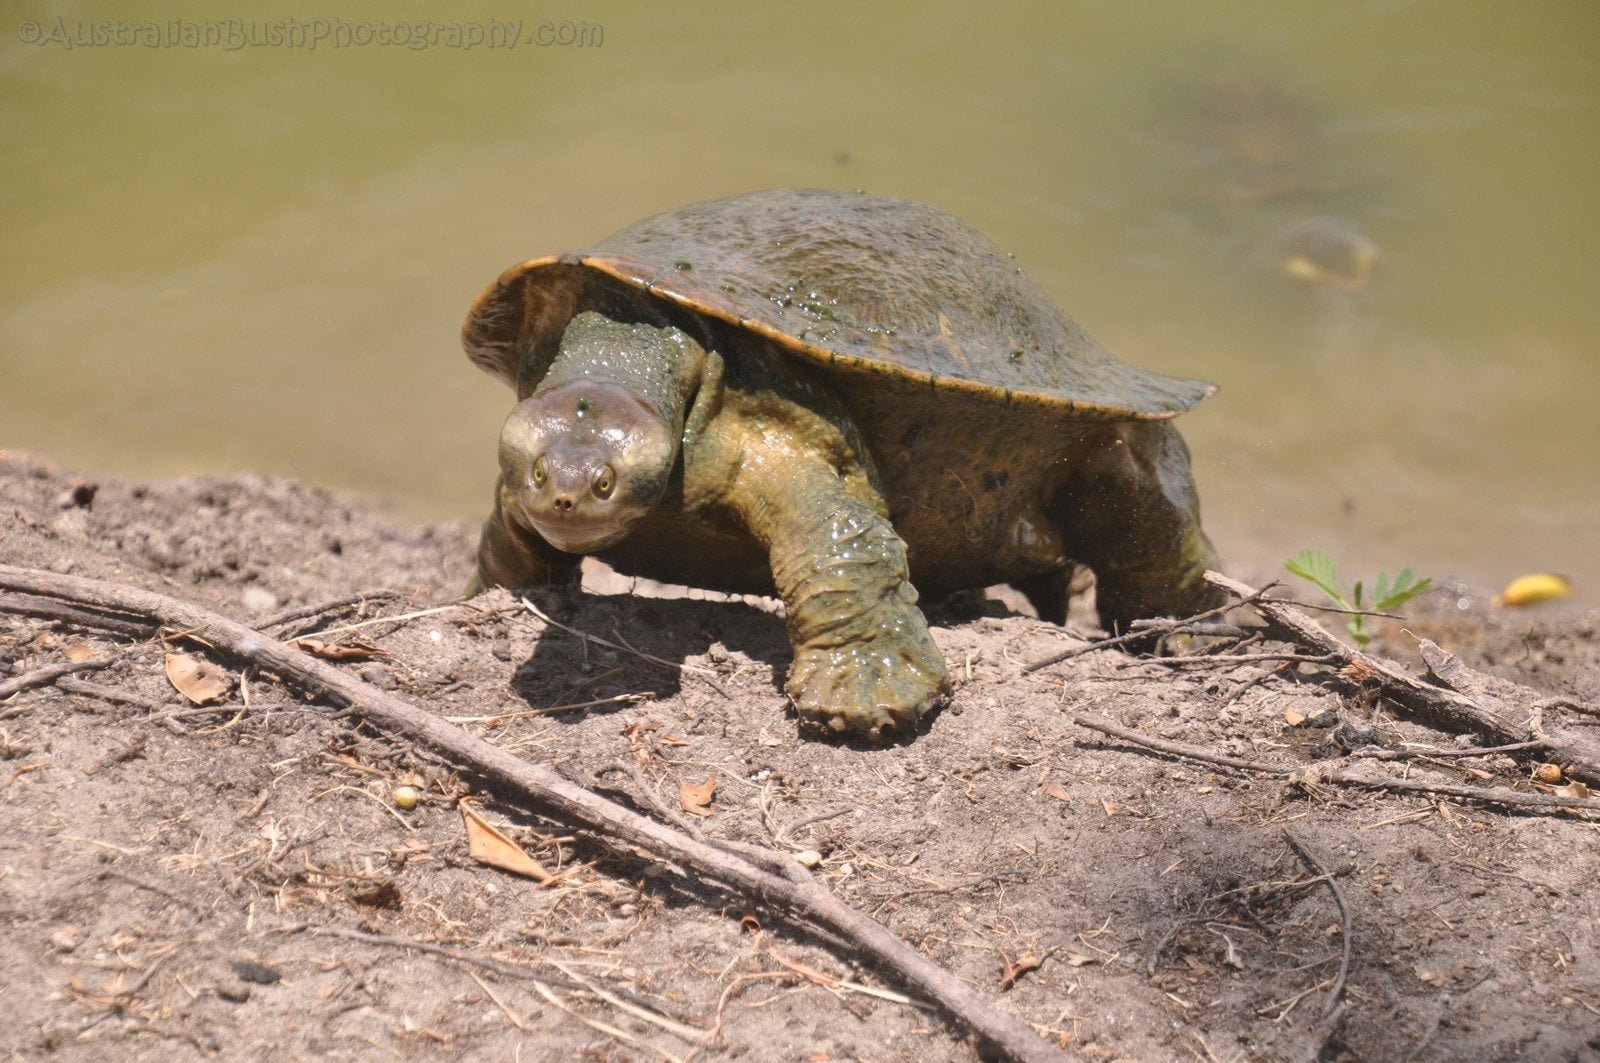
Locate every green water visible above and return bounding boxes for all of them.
[3,1,1597,604]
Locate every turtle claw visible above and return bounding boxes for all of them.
[786,632,950,739]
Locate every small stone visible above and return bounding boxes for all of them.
[54,481,97,509]
[240,587,280,614]
[794,850,823,868]
[231,960,282,985]
[216,983,251,1003]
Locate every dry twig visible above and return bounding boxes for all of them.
[520,599,720,677]
[0,564,1067,1063]
[0,654,116,704]
[1205,572,1600,786]
[1023,587,1269,673]
[255,589,402,634]
[1073,715,1596,815]
[1279,830,1351,1025]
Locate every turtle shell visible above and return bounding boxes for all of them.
[463,189,1214,417]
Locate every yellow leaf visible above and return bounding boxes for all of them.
[164,653,231,705]
[680,777,716,817]
[1494,573,1572,608]
[459,800,553,882]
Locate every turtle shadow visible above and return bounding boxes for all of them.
[508,585,791,724]
[507,584,1035,741]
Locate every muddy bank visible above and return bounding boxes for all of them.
[1,451,1596,1062]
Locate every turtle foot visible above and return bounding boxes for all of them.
[786,631,950,739]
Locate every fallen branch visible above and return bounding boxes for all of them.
[1205,571,1600,786]
[0,565,1067,1063]
[0,591,151,639]
[1073,715,1596,815]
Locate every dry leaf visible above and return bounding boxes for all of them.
[1555,781,1592,800]
[621,719,662,737]
[1000,952,1042,990]
[680,777,716,817]
[460,801,553,882]
[1062,950,1095,967]
[165,653,231,705]
[1284,708,1307,726]
[65,644,97,662]
[1100,796,1118,817]
[290,637,387,661]
[1042,783,1072,803]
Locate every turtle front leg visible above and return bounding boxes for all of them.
[737,465,950,738]
[466,476,581,598]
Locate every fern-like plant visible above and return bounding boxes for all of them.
[1284,548,1433,649]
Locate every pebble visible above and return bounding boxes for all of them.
[240,587,280,614]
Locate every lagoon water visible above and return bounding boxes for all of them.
[3,1,1597,603]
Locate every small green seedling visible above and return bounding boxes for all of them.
[1284,548,1433,649]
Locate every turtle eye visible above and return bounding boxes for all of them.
[593,465,615,499]
[531,456,548,488]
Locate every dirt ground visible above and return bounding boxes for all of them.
[2,449,1597,1062]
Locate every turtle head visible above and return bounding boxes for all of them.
[498,379,677,554]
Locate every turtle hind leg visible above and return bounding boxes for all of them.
[1014,570,1070,625]
[1012,566,1096,626]
[1052,420,1227,632]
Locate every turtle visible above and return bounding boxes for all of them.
[462,189,1225,737]
[1271,216,1380,293]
